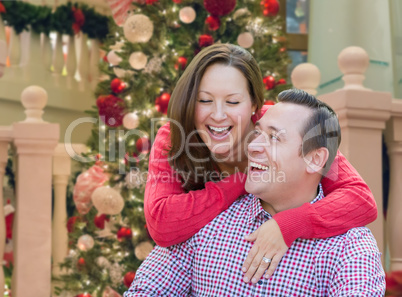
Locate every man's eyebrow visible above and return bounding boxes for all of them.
[255,121,286,137]
[255,122,283,134]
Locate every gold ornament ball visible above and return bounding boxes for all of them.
[179,6,196,24]
[237,32,254,48]
[233,8,251,22]
[129,52,148,70]
[113,68,127,78]
[96,256,111,268]
[123,14,154,43]
[77,234,95,251]
[91,186,125,215]
[134,241,154,260]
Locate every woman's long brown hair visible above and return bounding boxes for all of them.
[167,44,264,192]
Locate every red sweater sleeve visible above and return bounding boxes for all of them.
[144,123,247,247]
[273,151,378,247]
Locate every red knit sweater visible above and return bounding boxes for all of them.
[144,109,377,247]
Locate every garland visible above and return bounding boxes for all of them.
[0,1,110,40]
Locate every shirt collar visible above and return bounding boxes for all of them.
[246,183,324,225]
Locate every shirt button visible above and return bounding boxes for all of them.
[258,280,263,285]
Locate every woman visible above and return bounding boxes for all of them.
[144,44,377,283]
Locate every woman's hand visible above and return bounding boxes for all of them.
[242,219,288,283]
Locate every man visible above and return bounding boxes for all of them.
[125,89,385,296]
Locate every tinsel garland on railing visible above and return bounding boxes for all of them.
[0,1,110,40]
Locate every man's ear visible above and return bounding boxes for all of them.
[304,147,329,174]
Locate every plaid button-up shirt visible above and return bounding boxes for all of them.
[125,185,385,296]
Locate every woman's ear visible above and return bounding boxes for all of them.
[304,147,329,174]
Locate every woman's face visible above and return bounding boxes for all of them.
[194,63,256,161]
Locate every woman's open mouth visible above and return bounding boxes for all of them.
[207,125,233,139]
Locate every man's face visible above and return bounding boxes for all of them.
[245,102,313,211]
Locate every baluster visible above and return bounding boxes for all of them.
[0,16,6,41]
[0,40,6,78]
[41,33,53,72]
[319,47,392,262]
[89,38,100,91]
[9,28,21,66]
[53,32,65,86]
[8,28,21,77]
[11,86,59,297]
[0,127,12,297]
[338,46,370,90]
[23,31,44,82]
[385,100,402,271]
[66,35,77,89]
[78,33,90,91]
[290,63,321,95]
[0,16,7,78]
[51,143,86,297]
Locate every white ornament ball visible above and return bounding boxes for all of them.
[129,52,148,70]
[77,234,95,251]
[179,6,196,24]
[107,50,122,66]
[134,241,154,260]
[125,169,142,189]
[123,14,154,43]
[237,32,254,48]
[91,186,125,215]
[123,112,140,130]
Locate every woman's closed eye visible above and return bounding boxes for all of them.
[198,99,213,103]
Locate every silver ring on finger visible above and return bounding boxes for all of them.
[262,256,272,264]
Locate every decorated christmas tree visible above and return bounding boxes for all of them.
[57,0,290,296]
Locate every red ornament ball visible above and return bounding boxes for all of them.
[172,0,181,3]
[125,152,140,165]
[262,0,280,17]
[136,136,151,154]
[117,227,133,240]
[199,34,214,48]
[94,214,109,229]
[75,294,92,297]
[174,56,188,71]
[263,75,276,90]
[276,78,286,85]
[264,100,276,106]
[124,271,137,288]
[146,0,158,4]
[155,92,171,114]
[67,216,80,233]
[279,47,286,53]
[77,257,86,269]
[96,94,126,127]
[204,0,236,16]
[110,78,126,94]
[205,15,220,31]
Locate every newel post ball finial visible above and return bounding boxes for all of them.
[291,63,321,96]
[338,46,370,90]
[21,85,48,123]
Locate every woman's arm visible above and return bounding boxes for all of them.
[242,150,377,282]
[273,150,377,246]
[144,123,247,247]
